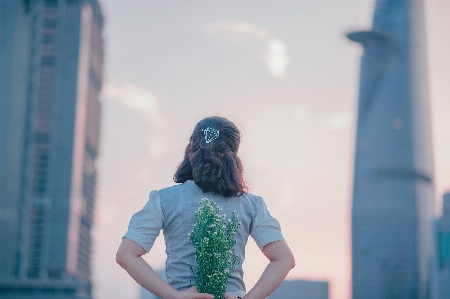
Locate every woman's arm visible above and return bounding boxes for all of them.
[116,238,213,299]
[240,240,295,299]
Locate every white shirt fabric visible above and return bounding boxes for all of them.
[124,188,283,253]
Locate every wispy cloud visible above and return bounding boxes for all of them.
[279,180,294,208]
[241,103,308,174]
[264,39,290,77]
[327,113,351,130]
[204,20,290,78]
[102,83,162,122]
[102,82,166,156]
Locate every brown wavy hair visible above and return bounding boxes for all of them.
[173,116,248,197]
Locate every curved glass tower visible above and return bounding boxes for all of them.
[349,1,435,298]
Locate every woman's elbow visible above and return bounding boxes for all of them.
[282,250,295,270]
[282,243,296,270]
[289,255,296,269]
[116,251,125,268]
[116,238,146,269]
[116,247,130,269]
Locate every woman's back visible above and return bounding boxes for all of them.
[117,116,294,299]
[125,180,283,298]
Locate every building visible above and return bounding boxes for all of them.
[268,279,328,299]
[436,193,450,299]
[348,0,435,298]
[0,0,103,298]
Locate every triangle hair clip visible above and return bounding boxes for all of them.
[203,127,220,144]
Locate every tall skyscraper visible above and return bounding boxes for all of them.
[268,280,328,299]
[0,0,103,298]
[435,193,450,299]
[348,1,435,298]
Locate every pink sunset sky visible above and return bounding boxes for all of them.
[92,1,450,299]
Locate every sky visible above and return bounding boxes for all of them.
[91,1,450,299]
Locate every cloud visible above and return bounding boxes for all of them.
[264,39,290,77]
[102,83,162,123]
[279,180,294,208]
[326,113,351,130]
[204,20,290,78]
[241,103,308,173]
[254,103,308,125]
[102,82,166,156]
[204,20,271,42]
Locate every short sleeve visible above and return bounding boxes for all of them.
[123,190,163,252]
[250,196,284,250]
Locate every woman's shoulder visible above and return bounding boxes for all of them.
[157,180,204,203]
[157,181,266,206]
[237,190,265,203]
[158,180,195,193]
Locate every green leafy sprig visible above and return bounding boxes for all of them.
[189,198,241,299]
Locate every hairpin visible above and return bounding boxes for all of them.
[203,127,220,143]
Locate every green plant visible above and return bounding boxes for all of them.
[189,198,241,299]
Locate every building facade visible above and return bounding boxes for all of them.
[436,193,450,299]
[348,0,435,298]
[0,0,103,298]
[268,279,328,299]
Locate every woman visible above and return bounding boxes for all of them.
[116,116,295,299]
